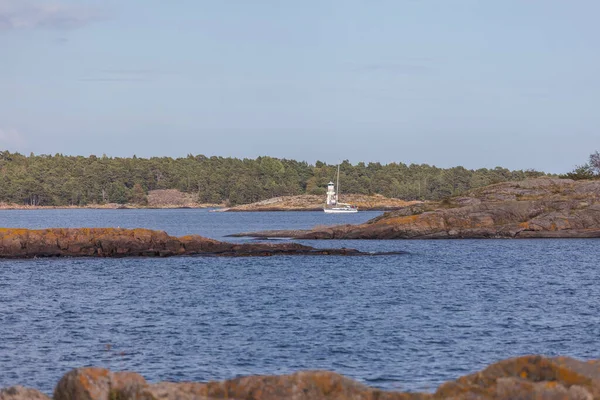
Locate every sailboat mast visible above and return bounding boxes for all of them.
[336,164,340,203]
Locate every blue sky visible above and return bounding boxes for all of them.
[1,0,598,173]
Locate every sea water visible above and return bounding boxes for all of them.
[0,209,599,393]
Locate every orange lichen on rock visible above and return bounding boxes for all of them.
[378,214,421,226]
[0,227,373,258]
[518,221,530,229]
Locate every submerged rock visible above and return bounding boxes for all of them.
[0,227,375,258]
[232,178,600,239]
[8,355,600,399]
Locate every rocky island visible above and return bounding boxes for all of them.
[231,178,600,239]
[0,227,382,258]
[3,355,600,399]
[218,194,420,212]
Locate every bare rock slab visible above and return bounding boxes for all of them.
[0,227,379,259]
[232,179,600,240]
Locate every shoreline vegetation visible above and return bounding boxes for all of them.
[6,355,600,399]
[0,151,550,208]
[0,151,596,211]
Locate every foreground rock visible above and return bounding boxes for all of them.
[0,227,377,258]
[0,386,50,400]
[5,355,600,399]
[219,194,420,212]
[232,178,600,239]
[51,368,421,400]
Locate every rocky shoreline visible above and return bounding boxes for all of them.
[0,203,222,210]
[0,189,224,210]
[0,227,390,258]
[218,194,420,212]
[0,192,415,212]
[3,355,600,399]
[231,178,600,239]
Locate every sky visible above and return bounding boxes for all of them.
[1,0,599,173]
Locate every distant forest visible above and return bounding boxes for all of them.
[0,150,548,206]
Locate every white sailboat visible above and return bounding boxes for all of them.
[324,165,358,213]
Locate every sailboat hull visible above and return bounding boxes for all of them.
[323,207,358,214]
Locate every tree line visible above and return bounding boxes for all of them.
[0,150,549,206]
[560,151,600,180]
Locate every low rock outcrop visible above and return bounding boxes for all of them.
[5,355,600,399]
[219,194,420,212]
[147,189,222,208]
[0,227,374,258]
[232,178,600,239]
[0,386,50,400]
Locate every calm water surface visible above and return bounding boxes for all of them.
[1,209,599,393]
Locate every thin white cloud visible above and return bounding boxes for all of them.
[79,77,151,82]
[0,128,26,149]
[79,69,177,83]
[0,0,104,31]
[360,63,431,75]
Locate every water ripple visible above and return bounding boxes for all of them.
[0,210,599,393]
